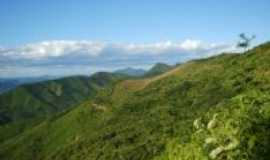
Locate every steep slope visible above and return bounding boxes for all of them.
[0,72,124,125]
[0,72,126,143]
[0,42,270,160]
[111,64,183,106]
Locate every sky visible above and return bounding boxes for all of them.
[0,0,269,77]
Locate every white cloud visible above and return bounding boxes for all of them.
[180,39,202,50]
[2,41,105,59]
[0,39,233,59]
[112,40,205,55]
[0,39,235,77]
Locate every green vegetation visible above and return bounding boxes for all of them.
[0,42,270,160]
[0,72,126,143]
[155,91,270,160]
[0,72,125,124]
[143,63,172,77]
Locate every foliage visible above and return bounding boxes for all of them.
[0,73,126,143]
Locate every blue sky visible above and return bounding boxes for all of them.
[0,0,269,77]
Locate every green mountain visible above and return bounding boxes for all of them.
[0,72,126,143]
[143,63,173,77]
[0,42,270,160]
[0,72,125,124]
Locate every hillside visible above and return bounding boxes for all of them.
[0,72,126,124]
[143,63,173,77]
[0,42,270,160]
[0,72,126,143]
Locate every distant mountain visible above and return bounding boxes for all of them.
[0,76,58,94]
[0,79,19,94]
[143,62,172,77]
[114,67,146,77]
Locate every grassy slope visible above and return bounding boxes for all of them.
[0,72,126,123]
[0,72,126,143]
[0,42,270,160]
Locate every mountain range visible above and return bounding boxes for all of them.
[114,68,146,77]
[114,63,172,77]
[0,42,270,160]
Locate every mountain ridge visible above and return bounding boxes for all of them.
[0,42,270,160]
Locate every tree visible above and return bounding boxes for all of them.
[237,33,256,52]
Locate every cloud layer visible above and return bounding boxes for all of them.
[1,41,104,59]
[0,40,234,77]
